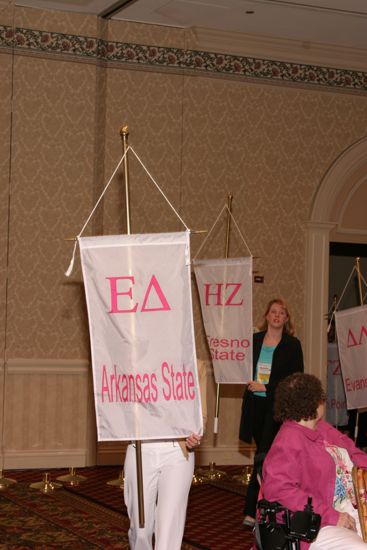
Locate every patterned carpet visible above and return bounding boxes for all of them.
[2,466,255,549]
[0,482,130,549]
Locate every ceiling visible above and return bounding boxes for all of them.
[12,0,367,50]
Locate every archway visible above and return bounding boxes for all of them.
[304,136,367,384]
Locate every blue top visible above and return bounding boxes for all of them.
[254,344,276,397]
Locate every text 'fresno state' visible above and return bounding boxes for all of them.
[101,362,195,403]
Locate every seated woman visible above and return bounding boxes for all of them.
[262,372,367,550]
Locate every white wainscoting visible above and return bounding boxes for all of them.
[0,358,96,469]
[200,362,255,466]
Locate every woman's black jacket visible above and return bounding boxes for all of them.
[239,330,304,446]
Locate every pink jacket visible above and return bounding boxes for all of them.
[262,419,367,549]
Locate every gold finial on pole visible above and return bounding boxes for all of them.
[120,125,131,235]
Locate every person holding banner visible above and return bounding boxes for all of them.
[239,298,304,526]
[262,373,367,549]
[124,360,207,550]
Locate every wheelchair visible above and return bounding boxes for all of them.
[254,497,321,550]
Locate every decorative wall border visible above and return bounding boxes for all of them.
[1,25,367,92]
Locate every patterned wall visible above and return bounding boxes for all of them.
[1,5,367,363]
[5,54,97,358]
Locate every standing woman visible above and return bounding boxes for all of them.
[124,359,207,550]
[239,298,304,526]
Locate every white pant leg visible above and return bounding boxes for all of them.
[124,441,194,550]
[124,443,158,550]
[310,507,365,550]
[310,527,366,550]
[154,443,194,550]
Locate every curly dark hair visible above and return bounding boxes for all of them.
[274,373,326,423]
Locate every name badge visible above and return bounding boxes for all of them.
[257,362,271,385]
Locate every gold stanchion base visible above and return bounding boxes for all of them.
[30,473,62,493]
[195,461,227,481]
[56,467,87,486]
[232,465,253,486]
[192,471,206,485]
[0,469,17,490]
[106,470,124,489]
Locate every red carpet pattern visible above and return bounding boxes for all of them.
[0,482,130,549]
[4,466,255,549]
[185,484,254,549]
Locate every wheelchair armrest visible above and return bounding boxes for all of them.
[256,498,321,550]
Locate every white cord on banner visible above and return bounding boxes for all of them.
[64,148,130,277]
[193,204,226,261]
[192,203,252,261]
[360,271,367,302]
[129,146,189,231]
[228,207,253,256]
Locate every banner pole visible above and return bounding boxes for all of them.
[121,125,131,235]
[332,294,337,343]
[120,124,145,527]
[355,257,364,444]
[224,195,233,258]
[0,8,17,491]
[356,257,364,306]
[213,194,233,434]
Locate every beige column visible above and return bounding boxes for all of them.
[304,221,336,386]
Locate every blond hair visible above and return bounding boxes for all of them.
[257,298,295,336]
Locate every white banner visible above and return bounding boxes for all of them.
[326,343,348,426]
[79,231,203,441]
[193,257,252,384]
[335,305,367,410]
